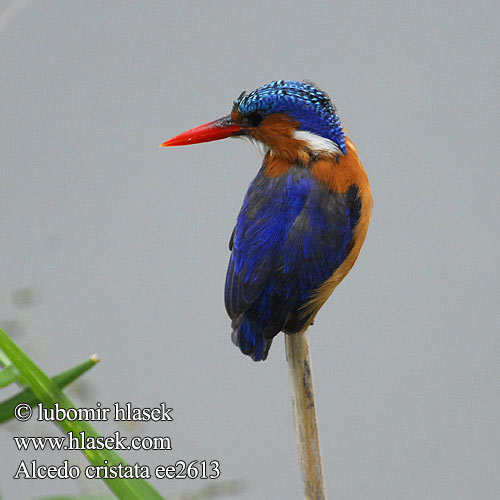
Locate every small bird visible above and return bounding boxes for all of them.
[161,80,372,361]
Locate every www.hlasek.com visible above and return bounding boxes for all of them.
[14,430,172,451]
[12,402,221,480]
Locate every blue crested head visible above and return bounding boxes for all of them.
[234,80,346,154]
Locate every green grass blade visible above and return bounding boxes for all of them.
[0,355,99,423]
[0,328,165,500]
[0,346,12,366]
[0,364,20,387]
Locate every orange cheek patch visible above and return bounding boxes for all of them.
[252,113,306,163]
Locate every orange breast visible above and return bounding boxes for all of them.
[300,136,373,330]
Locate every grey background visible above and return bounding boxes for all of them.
[1,1,499,499]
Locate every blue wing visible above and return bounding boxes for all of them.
[225,165,360,361]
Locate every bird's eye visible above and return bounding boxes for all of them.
[246,112,264,127]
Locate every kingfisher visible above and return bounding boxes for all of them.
[160,80,372,361]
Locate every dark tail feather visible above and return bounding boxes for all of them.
[231,319,272,361]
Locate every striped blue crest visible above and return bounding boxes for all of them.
[234,80,346,154]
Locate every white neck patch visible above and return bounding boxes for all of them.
[235,130,342,157]
[293,130,343,155]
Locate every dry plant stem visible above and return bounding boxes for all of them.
[285,331,326,500]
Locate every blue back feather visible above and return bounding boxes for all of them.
[225,166,360,360]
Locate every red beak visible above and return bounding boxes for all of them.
[159,115,243,147]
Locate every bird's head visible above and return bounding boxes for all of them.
[160,80,346,161]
